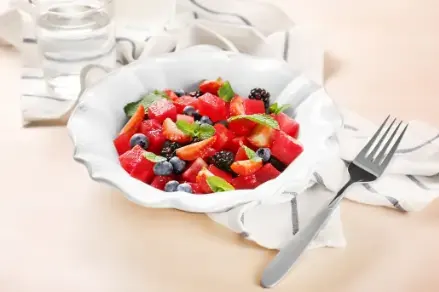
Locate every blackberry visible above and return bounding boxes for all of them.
[269,156,287,172]
[249,88,270,104]
[160,141,182,160]
[209,151,234,172]
[189,90,203,98]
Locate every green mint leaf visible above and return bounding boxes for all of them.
[269,102,291,114]
[153,90,171,99]
[228,114,279,129]
[217,81,235,102]
[198,124,216,140]
[124,91,166,117]
[176,120,197,137]
[206,176,235,192]
[242,145,256,160]
[143,152,167,163]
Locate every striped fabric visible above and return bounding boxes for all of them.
[2,0,439,250]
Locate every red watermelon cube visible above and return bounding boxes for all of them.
[244,99,265,114]
[148,99,177,123]
[119,145,155,183]
[197,93,227,122]
[270,130,304,165]
[274,113,300,138]
[182,158,208,183]
[232,174,260,190]
[255,163,281,184]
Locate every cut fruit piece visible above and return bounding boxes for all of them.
[148,99,177,123]
[176,136,216,161]
[196,167,214,194]
[173,96,199,113]
[139,119,162,135]
[212,123,233,151]
[254,163,281,183]
[235,146,248,161]
[274,112,300,138]
[247,124,274,148]
[224,136,251,153]
[151,175,175,190]
[208,165,233,184]
[230,159,263,176]
[114,104,145,155]
[229,96,245,116]
[144,128,166,154]
[182,158,207,183]
[228,119,255,136]
[197,93,227,122]
[177,114,195,124]
[119,145,154,183]
[232,174,260,190]
[188,183,203,194]
[244,99,265,115]
[199,78,223,95]
[163,89,178,101]
[270,130,304,165]
[201,147,217,160]
[162,118,191,143]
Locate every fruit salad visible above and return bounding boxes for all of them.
[114,78,303,194]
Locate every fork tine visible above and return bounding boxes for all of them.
[378,124,408,171]
[375,120,402,163]
[357,115,390,157]
[367,118,396,160]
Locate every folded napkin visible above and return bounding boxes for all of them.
[2,0,439,250]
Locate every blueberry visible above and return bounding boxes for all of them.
[256,148,271,162]
[153,161,173,176]
[174,89,186,97]
[200,116,213,125]
[169,156,186,174]
[130,133,149,149]
[177,183,193,193]
[164,180,179,192]
[216,120,228,127]
[193,111,202,121]
[183,106,197,116]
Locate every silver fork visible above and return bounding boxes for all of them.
[260,116,409,288]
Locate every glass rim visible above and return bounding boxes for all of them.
[31,0,113,16]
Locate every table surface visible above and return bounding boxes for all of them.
[2,0,439,291]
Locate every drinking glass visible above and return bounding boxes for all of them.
[35,0,116,100]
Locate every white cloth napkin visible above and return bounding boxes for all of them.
[2,0,439,251]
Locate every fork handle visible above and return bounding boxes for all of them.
[260,180,354,288]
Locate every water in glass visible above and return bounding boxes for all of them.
[36,0,115,100]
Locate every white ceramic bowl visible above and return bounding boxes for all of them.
[67,48,342,213]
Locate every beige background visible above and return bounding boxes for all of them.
[1,0,439,291]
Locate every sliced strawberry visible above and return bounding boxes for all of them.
[208,164,233,183]
[230,159,263,176]
[188,183,203,194]
[232,174,260,190]
[244,99,265,114]
[177,114,195,124]
[247,125,274,148]
[212,123,233,151]
[274,112,300,138]
[162,118,191,143]
[229,96,245,116]
[176,136,216,161]
[201,147,217,160]
[270,130,304,165]
[119,145,154,183]
[150,175,175,190]
[163,89,178,101]
[255,163,281,184]
[114,105,145,155]
[148,99,177,123]
[182,158,207,183]
[173,96,199,113]
[235,146,248,161]
[198,93,227,122]
[196,167,214,194]
[199,78,223,95]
